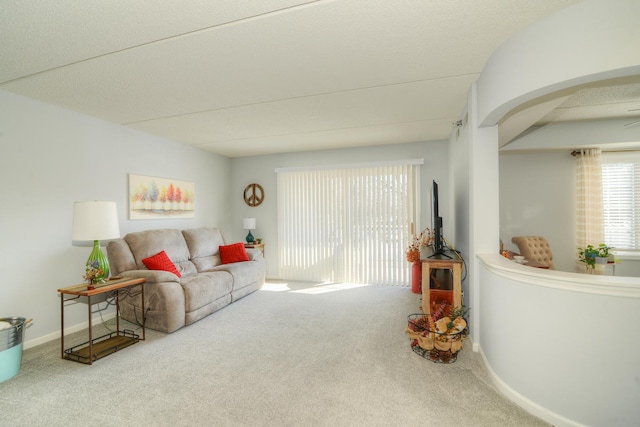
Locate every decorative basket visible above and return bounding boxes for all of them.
[405,313,468,364]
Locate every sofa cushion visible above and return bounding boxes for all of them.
[219,242,249,264]
[182,227,225,272]
[142,250,181,277]
[182,227,225,258]
[180,271,233,312]
[125,229,197,276]
[215,254,265,293]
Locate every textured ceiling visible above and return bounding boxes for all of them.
[536,78,640,125]
[497,75,640,147]
[0,0,595,158]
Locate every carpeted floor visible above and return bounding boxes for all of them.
[0,281,549,426]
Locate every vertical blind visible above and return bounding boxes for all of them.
[277,161,420,286]
[602,152,640,251]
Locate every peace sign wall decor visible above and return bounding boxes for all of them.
[244,183,264,207]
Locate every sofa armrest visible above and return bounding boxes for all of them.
[119,269,180,283]
[117,269,185,333]
[245,248,264,261]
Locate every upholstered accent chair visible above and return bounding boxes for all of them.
[511,236,555,270]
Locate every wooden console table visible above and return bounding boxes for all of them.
[421,258,463,314]
[58,277,146,364]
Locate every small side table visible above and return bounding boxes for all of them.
[421,258,463,314]
[58,277,146,365]
[605,261,617,276]
[244,243,265,257]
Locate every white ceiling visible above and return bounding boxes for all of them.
[498,75,640,148]
[0,0,596,158]
[535,78,640,126]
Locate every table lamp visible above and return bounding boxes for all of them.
[243,217,256,243]
[72,201,120,284]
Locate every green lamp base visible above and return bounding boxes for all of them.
[85,240,110,284]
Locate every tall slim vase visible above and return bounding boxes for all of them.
[411,261,422,294]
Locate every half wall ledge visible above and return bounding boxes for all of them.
[476,253,640,427]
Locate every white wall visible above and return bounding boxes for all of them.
[228,141,449,278]
[461,0,640,425]
[500,119,640,276]
[0,89,231,347]
[478,255,640,427]
[449,108,472,336]
[499,152,576,271]
[449,85,501,345]
[476,0,640,126]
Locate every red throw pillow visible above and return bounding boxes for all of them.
[219,242,250,264]
[142,250,181,277]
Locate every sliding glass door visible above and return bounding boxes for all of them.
[277,161,420,286]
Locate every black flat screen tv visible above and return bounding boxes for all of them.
[431,180,445,257]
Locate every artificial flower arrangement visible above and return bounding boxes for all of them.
[83,260,105,286]
[405,302,469,364]
[405,227,433,262]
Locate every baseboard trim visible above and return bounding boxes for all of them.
[476,344,583,427]
[24,312,117,350]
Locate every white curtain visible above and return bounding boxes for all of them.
[575,148,603,268]
[277,161,419,286]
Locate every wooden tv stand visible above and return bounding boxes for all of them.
[421,258,463,314]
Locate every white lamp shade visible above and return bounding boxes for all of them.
[243,217,256,230]
[72,201,120,241]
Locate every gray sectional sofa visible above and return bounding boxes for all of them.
[107,227,265,333]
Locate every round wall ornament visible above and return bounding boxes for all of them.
[243,183,264,207]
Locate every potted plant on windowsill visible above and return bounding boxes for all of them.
[578,245,598,271]
[598,243,614,263]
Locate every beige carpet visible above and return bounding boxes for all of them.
[0,281,548,426]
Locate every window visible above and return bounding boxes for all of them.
[276,160,421,286]
[602,152,640,251]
